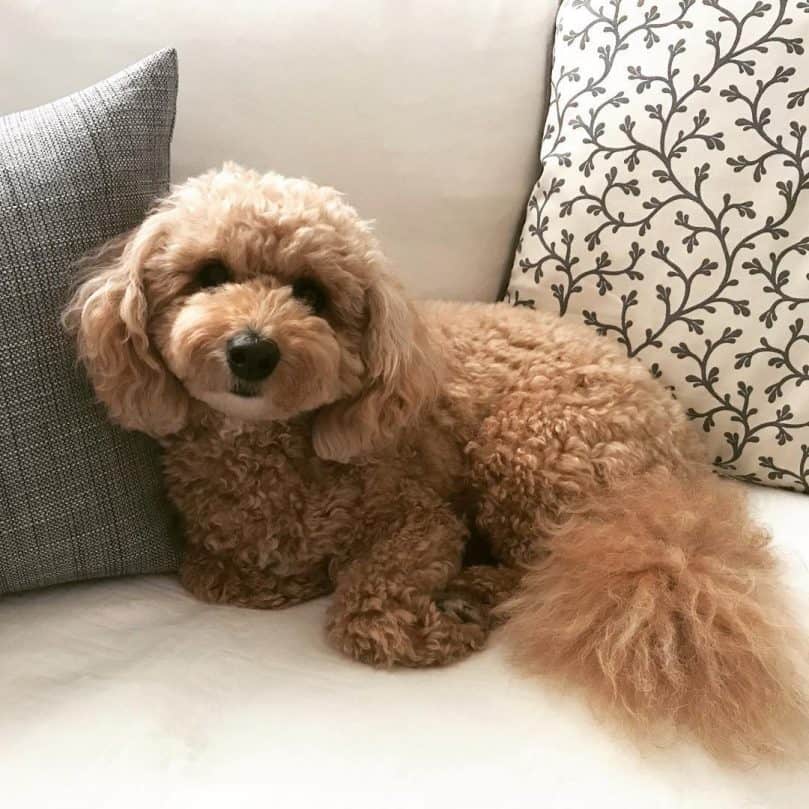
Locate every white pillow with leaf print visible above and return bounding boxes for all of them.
[507,0,809,493]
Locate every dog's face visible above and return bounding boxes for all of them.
[144,170,372,425]
[65,165,439,461]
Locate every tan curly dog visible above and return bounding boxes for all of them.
[65,164,809,761]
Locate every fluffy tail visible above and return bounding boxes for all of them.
[502,468,809,761]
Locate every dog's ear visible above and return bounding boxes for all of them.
[313,270,441,462]
[63,219,188,437]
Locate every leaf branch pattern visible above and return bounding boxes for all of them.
[511,0,809,491]
[672,328,809,477]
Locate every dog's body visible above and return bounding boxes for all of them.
[169,301,692,651]
[169,301,692,661]
[66,165,808,760]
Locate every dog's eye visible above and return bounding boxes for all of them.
[196,259,231,289]
[291,277,327,314]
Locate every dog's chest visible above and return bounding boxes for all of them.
[164,424,366,571]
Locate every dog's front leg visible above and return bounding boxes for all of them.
[326,495,492,668]
[179,543,331,609]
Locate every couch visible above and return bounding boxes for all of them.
[2,3,808,807]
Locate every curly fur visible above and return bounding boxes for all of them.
[64,163,809,762]
[501,468,809,761]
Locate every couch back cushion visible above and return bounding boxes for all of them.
[0,49,180,593]
[0,0,558,301]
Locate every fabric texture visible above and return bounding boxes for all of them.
[0,0,559,302]
[507,0,809,492]
[2,485,808,808]
[0,49,180,593]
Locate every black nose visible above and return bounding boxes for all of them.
[226,332,280,381]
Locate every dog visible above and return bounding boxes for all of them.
[65,163,808,760]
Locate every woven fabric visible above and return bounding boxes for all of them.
[0,49,180,593]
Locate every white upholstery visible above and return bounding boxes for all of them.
[0,0,557,301]
[3,3,809,807]
[2,487,809,809]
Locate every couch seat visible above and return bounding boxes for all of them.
[3,486,808,808]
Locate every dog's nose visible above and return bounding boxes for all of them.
[226,332,280,381]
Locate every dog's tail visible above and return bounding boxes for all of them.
[501,467,809,761]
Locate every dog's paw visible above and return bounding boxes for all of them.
[435,566,521,630]
[435,589,491,627]
[327,597,488,668]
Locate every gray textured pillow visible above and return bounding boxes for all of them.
[0,49,180,593]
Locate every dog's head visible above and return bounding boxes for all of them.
[64,164,440,461]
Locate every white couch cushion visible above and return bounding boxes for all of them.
[2,486,808,809]
[0,0,557,301]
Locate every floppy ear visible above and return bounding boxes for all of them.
[313,270,442,462]
[63,220,189,437]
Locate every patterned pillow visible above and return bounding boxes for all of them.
[507,0,809,492]
[0,50,180,593]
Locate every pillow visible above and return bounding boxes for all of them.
[0,49,180,594]
[507,0,809,493]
